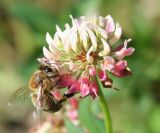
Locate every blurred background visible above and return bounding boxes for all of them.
[0,0,160,133]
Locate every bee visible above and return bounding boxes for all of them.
[9,64,75,113]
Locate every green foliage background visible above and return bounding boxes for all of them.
[0,0,160,133]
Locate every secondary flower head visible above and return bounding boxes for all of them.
[39,15,135,99]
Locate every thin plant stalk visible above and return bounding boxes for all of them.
[95,76,113,133]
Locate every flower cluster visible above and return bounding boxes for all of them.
[39,15,135,99]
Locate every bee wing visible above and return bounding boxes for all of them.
[8,86,31,106]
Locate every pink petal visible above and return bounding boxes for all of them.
[88,66,96,76]
[89,83,98,99]
[57,75,74,88]
[80,84,90,97]
[111,67,132,77]
[115,60,127,71]
[114,40,135,60]
[115,47,135,60]
[66,81,80,94]
[103,56,115,70]
[124,47,135,56]
[81,78,90,85]
[98,69,107,81]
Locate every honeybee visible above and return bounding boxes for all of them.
[9,64,75,113]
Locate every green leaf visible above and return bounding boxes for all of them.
[79,98,105,133]
[65,118,85,133]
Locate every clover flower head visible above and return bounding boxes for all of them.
[40,15,135,99]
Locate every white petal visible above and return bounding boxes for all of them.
[48,41,55,53]
[86,46,94,63]
[95,26,108,40]
[114,23,122,40]
[63,38,71,53]
[56,25,63,40]
[86,28,97,51]
[64,41,72,53]
[69,15,77,27]
[70,29,79,53]
[53,33,63,50]
[79,25,89,51]
[43,47,53,59]
[65,23,70,29]
[93,15,98,25]
[46,32,53,45]
[80,16,86,22]
[46,32,56,53]
[105,15,115,33]
[109,23,122,44]
[98,38,110,56]
[101,38,110,54]
[99,16,104,27]
[62,30,73,53]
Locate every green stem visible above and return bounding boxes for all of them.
[95,76,113,133]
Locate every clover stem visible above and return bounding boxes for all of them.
[95,76,113,133]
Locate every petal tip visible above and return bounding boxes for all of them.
[46,32,52,44]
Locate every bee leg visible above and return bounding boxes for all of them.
[57,92,78,104]
[63,92,80,99]
[63,93,75,98]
